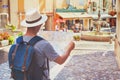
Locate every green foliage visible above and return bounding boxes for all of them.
[17,32,23,37]
[5,24,16,31]
[8,36,15,45]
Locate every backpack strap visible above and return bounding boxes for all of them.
[28,36,43,46]
[22,36,43,71]
[23,44,31,80]
[23,36,43,80]
[47,58,49,77]
[10,44,19,69]
[29,36,50,79]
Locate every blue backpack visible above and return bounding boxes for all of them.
[8,36,49,80]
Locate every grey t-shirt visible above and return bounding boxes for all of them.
[23,36,59,80]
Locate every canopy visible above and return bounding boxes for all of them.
[56,12,117,19]
[90,14,117,19]
[56,12,92,19]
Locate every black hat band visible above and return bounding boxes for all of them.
[26,16,42,24]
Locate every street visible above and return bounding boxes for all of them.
[0,40,119,80]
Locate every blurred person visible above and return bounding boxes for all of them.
[74,19,80,33]
[55,22,60,31]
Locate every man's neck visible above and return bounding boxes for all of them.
[24,33,36,37]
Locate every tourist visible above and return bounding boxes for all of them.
[19,8,75,80]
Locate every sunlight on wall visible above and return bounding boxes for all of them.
[10,0,18,27]
[18,0,24,12]
[24,0,39,11]
[45,0,53,12]
[70,0,87,9]
[39,0,46,12]
[56,0,68,9]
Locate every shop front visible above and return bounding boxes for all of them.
[55,12,92,31]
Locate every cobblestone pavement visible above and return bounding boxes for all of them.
[0,50,8,64]
[54,50,120,80]
[0,40,118,80]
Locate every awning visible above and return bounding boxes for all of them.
[56,13,117,19]
[56,12,92,19]
[90,14,117,19]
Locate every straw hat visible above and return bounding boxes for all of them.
[21,8,47,27]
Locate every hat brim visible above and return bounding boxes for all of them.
[21,15,47,27]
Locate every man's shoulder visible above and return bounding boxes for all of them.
[35,39,50,47]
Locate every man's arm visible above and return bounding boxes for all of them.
[54,41,75,64]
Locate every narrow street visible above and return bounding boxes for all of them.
[0,0,120,80]
[0,40,119,80]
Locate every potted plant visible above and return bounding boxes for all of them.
[0,32,10,47]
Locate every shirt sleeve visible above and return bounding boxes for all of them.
[42,41,60,61]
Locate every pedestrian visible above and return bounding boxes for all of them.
[74,19,80,33]
[80,24,83,32]
[55,22,60,31]
[71,24,76,32]
[62,23,68,32]
[11,8,75,80]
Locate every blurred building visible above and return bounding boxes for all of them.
[0,0,9,29]
[0,0,117,31]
